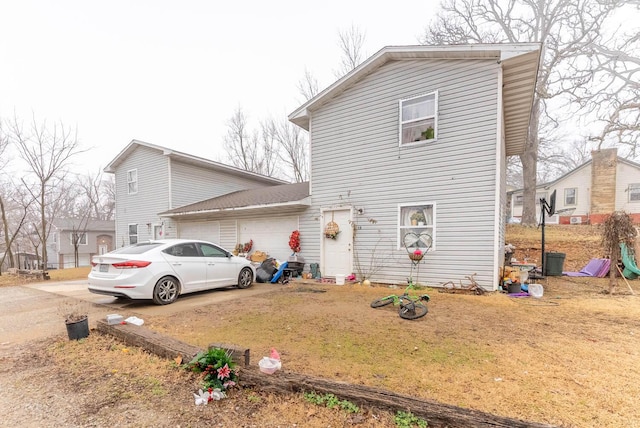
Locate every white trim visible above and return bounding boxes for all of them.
[398,91,438,147]
[397,202,436,252]
[127,169,138,195]
[493,65,504,292]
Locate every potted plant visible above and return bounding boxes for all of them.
[59,300,89,340]
[410,211,426,226]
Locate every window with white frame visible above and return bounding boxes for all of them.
[630,184,640,202]
[128,224,138,245]
[514,195,523,206]
[399,92,437,145]
[69,232,87,246]
[564,188,577,205]
[127,169,138,195]
[398,204,435,250]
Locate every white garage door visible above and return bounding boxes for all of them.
[178,221,221,243]
[238,216,298,261]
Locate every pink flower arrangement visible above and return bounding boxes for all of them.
[413,249,422,256]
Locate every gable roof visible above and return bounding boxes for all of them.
[52,219,115,231]
[159,182,310,219]
[508,156,640,194]
[104,139,286,185]
[289,43,541,157]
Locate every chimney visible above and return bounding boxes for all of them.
[590,148,617,221]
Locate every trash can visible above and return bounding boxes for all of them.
[544,252,565,276]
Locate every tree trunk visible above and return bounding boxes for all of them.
[520,100,540,226]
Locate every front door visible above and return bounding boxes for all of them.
[321,208,353,278]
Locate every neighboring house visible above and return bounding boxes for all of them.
[104,140,287,249]
[111,43,541,291]
[509,148,640,225]
[0,251,38,272]
[49,219,116,268]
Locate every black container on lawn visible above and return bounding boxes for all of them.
[65,317,89,340]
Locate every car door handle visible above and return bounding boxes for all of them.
[207,263,215,266]
[172,263,182,266]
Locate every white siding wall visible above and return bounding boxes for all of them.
[617,162,640,212]
[115,146,171,247]
[170,161,272,209]
[299,58,502,289]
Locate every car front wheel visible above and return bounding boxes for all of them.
[152,276,180,305]
[237,267,253,289]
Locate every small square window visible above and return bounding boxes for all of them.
[399,92,438,145]
[564,188,577,206]
[127,169,138,195]
[69,232,87,246]
[630,184,640,202]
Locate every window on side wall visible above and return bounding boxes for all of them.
[630,184,640,202]
[399,92,437,145]
[127,169,138,195]
[69,232,87,246]
[398,204,435,251]
[514,195,523,206]
[564,188,577,206]
[128,224,138,245]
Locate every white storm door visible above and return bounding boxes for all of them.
[321,208,353,277]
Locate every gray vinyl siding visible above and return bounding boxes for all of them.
[299,58,501,289]
[114,145,170,247]
[170,161,273,209]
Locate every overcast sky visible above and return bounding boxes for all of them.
[0,0,438,175]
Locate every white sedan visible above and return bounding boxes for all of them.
[88,239,256,305]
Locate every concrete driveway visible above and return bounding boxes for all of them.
[0,279,279,353]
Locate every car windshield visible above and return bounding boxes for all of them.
[109,243,164,255]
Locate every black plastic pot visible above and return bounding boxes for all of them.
[65,317,89,340]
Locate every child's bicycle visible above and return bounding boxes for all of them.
[370,285,430,320]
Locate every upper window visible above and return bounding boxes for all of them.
[398,203,435,251]
[69,232,87,246]
[564,188,577,206]
[128,224,138,245]
[127,169,138,195]
[630,184,640,202]
[399,92,438,145]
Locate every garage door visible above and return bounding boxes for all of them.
[178,221,221,243]
[238,216,298,261]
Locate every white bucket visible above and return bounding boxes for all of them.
[335,274,345,285]
[528,283,544,298]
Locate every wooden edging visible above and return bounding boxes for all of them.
[95,320,557,428]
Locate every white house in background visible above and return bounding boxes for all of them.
[288,43,541,290]
[509,148,640,225]
[48,219,115,268]
[111,43,541,291]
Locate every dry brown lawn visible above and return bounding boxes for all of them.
[3,226,640,427]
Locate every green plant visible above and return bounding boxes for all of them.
[394,410,428,428]
[410,211,426,224]
[186,348,239,390]
[303,392,360,414]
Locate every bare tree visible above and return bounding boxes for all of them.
[0,184,33,273]
[8,115,86,278]
[266,118,309,183]
[296,68,320,102]
[422,0,629,225]
[76,170,115,220]
[334,24,367,78]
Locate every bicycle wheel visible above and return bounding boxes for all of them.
[371,296,395,308]
[398,302,428,320]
